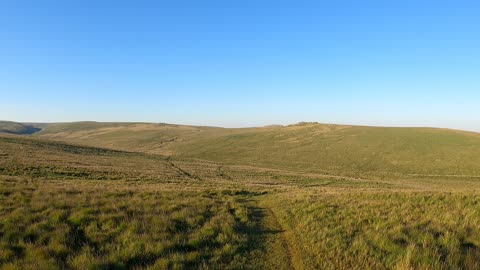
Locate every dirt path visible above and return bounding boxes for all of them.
[264,207,296,270]
[246,201,297,270]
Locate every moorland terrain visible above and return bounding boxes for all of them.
[1,121,480,269]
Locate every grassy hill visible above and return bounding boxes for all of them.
[0,121,45,135]
[37,121,215,155]
[2,130,480,269]
[37,121,480,179]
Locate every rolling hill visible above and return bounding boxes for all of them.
[2,124,480,269]
[36,121,480,179]
[0,121,46,135]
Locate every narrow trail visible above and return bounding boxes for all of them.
[247,200,297,270]
[263,206,297,270]
[165,156,202,181]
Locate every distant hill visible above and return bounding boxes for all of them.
[0,121,45,135]
[36,121,480,179]
[37,121,216,154]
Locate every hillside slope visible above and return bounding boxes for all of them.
[0,121,44,135]
[37,122,480,178]
[0,134,183,181]
[37,121,217,155]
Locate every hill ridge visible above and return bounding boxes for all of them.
[0,121,44,135]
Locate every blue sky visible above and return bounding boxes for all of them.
[1,1,480,130]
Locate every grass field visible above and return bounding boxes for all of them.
[2,122,480,269]
[0,178,255,269]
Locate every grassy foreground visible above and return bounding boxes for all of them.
[2,129,480,269]
[0,178,254,269]
[266,191,480,269]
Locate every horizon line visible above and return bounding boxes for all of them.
[2,119,480,134]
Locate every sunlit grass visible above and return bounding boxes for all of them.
[0,178,255,269]
[267,190,480,269]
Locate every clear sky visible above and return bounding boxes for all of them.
[1,1,480,131]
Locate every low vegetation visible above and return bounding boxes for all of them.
[0,177,256,269]
[266,191,480,269]
[2,123,480,269]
